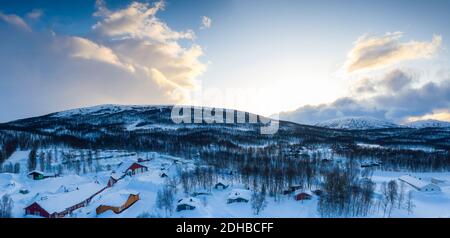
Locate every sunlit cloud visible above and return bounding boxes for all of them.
[345,32,442,73]
[0,1,207,121]
[280,68,450,124]
[92,0,194,41]
[59,36,135,72]
[405,111,450,123]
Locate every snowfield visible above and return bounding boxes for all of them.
[2,149,450,218]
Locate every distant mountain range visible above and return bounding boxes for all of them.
[315,117,450,130]
[1,104,450,150]
[404,119,450,129]
[315,117,401,130]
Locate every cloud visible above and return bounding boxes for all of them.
[279,97,387,125]
[201,16,212,29]
[406,111,450,122]
[26,9,44,19]
[0,1,207,122]
[345,32,442,73]
[351,69,413,95]
[0,12,31,31]
[279,32,447,124]
[92,1,194,42]
[58,36,135,72]
[280,69,450,124]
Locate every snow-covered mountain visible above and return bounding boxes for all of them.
[405,119,450,129]
[2,105,450,150]
[315,117,401,130]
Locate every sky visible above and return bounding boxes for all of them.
[1,0,450,124]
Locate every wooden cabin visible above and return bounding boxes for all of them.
[214,182,228,190]
[27,170,55,180]
[283,185,303,195]
[399,175,441,192]
[24,183,105,218]
[227,189,251,204]
[24,202,51,218]
[123,162,148,176]
[107,176,119,187]
[96,193,140,215]
[294,192,312,201]
[160,172,168,178]
[176,198,199,212]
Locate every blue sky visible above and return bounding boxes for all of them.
[1,0,450,123]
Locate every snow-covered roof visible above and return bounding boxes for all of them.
[294,190,311,196]
[115,161,146,174]
[228,189,251,201]
[399,175,430,189]
[216,180,228,186]
[35,182,104,214]
[98,190,139,207]
[110,172,121,180]
[28,170,54,177]
[177,197,200,207]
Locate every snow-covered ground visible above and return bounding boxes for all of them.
[1,149,450,218]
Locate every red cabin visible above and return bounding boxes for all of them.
[107,176,118,187]
[294,192,312,201]
[124,162,148,176]
[24,202,51,218]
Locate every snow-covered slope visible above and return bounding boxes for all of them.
[51,104,170,118]
[315,117,401,130]
[405,119,450,129]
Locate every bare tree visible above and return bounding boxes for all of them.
[387,180,398,217]
[406,191,415,215]
[156,184,175,217]
[27,149,37,172]
[39,152,45,172]
[251,184,267,215]
[0,194,14,218]
[398,182,406,209]
[380,182,389,217]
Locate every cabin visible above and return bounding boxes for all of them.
[283,185,303,195]
[399,175,441,192]
[191,189,211,197]
[27,170,55,180]
[24,182,105,218]
[107,176,119,187]
[227,189,251,204]
[116,162,148,177]
[96,193,140,215]
[294,192,312,201]
[125,162,148,176]
[160,172,168,178]
[361,161,381,168]
[431,178,446,185]
[176,198,199,212]
[137,158,151,163]
[24,202,51,218]
[312,189,323,196]
[214,182,228,190]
